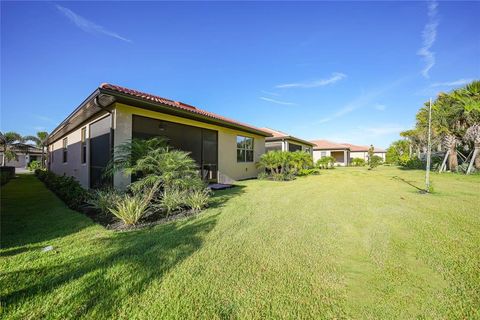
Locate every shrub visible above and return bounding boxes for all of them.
[257,172,269,180]
[368,155,383,170]
[402,157,424,169]
[158,189,187,216]
[88,188,123,215]
[316,156,335,169]
[109,194,151,225]
[0,166,15,185]
[297,168,321,176]
[27,160,41,171]
[351,158,366,167]
[185,188,211,212]
[272,172,295,181]
[34,169,88,210]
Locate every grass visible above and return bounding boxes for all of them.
[1,167,479,319]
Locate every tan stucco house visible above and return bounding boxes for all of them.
[310,140,350,166]
[342,143,386,162]
[0,143,43,170]
[47,83,271,189]
[260,128,314,155]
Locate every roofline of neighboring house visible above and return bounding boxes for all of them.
[265,136,315,147]
[48,84,272,144]
[312,147,350,151]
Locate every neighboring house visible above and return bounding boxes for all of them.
[342,143,387,162]
[260,128,314,155]
[47,83,272,189]
[310,140,350,166]
[0,143,43,170]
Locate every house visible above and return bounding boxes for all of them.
[47,83,272,189]
[260,128,314,155]
[342,143,386,162]
[310,140,350,166]
[0,143,43,171]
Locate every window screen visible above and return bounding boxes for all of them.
[62,138,68,163]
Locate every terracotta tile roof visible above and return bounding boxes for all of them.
[259,127,290,138]
[310,140,350,150]
[341,143,386,152]
[100,83,271,136]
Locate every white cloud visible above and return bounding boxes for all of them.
[430,78,474,87]
[374,104,386,111]
[276,72,346,89]
[259,97,297,106]
[260,90,280,96]
[32,114,57,124]
[56,4,132,43]
[417,0,438,78]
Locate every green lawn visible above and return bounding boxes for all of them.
[1,168,479,319]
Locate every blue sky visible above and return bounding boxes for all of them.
[1,1,479,148]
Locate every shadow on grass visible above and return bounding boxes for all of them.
[392,176,427,193]
[2,214,218,317]
[209,185,246,209]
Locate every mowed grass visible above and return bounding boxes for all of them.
[1,168,479,319]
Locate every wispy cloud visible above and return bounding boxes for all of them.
[430,78,474,87]
[55,4,132,43]
[260,90,280,97]
[312,77,408,124]
[32,114,57,124]
[276,72,346,89]
[418,0,438,78]
[318,124,406,148]
[374,104,386,111]
[260,97,297,106]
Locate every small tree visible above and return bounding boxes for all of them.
[24,131,49,168]
[0,131,23,166]
[368,155,383,170]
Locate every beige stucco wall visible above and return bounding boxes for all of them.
[312,149,349,166]
[49,112,110,188]
[350,151,386,161]
[113,103,266,187]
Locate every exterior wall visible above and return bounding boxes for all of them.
[265,139,313,156]
[350,151,386,162]
[49,111,110,188]
[113,103,266,187]
[313,149,349,166]
[1,152,42,168]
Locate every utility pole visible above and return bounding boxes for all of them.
[425,98,433,192]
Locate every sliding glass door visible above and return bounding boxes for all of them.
[132,115,218,182]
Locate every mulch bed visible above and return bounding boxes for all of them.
[78,206,197,231]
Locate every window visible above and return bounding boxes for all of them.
[62,137,68,163]
[305,147,310,153]
[288,143,302,152]
[321,151,327,158]
[50,145,54,163]
[236,136,254,162]
[81,127,87,164]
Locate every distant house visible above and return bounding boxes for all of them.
[0,143,42,170]
[342,143,386,162]
[310,140,386,166]
[260,128,314,155]
[47,83,272,189]
[310,140,350,166]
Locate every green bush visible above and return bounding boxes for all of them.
[27,160,41,171]
[297,168,321,176]
[109,194,151,225]
[402,157,424,169]
[185,188,211,212]
[350,158,366,167]
[88,188,124,215]
[368,155,383,170]
[34,169,88,210]
[258,150,313,180]
[257,172,269,180]
[316,156,335,169]
[159,189,187,216]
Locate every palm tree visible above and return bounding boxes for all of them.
[0,131,23,166]
[24,131,49,168]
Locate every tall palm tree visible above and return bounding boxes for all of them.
[0,131,23,166]
[464,124,480,170]
[24,131,49,168]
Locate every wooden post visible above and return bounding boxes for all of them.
[466,147,479,175]
[439,152,448,173]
